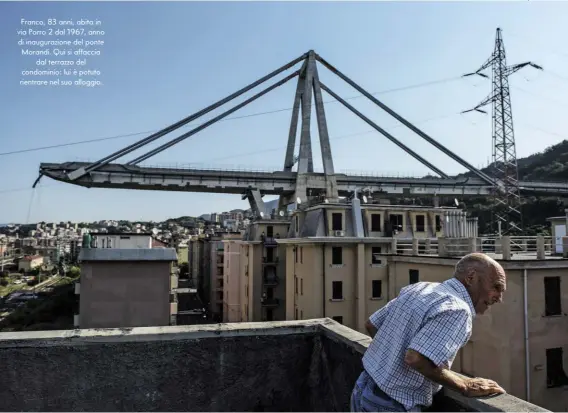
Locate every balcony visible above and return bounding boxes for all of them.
[0,319,549,412]
[262,256,279,264]
[261,297,279,307]
[263,275,279,286]
[260,235,277,246]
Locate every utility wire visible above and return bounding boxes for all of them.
[0,75,462,157]
[200,112,457,164]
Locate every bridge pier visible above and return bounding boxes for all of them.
[244,189,267,219]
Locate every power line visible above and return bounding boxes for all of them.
[0,75,462,157]
[201,112,457,164]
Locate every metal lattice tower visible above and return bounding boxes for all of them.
[463,28,542,235]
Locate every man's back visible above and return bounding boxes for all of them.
[362,278,475,411]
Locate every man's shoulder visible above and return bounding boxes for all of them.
[401,281,472,316]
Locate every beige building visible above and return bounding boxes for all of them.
[18,255,43,272]
[222,220,290,323]
[276,198,568,412]
[76,248,179,329]
[208,232,241,321]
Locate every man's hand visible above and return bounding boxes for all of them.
[462,377,506,397]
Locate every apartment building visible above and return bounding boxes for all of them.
[91,232,153,249]
[223,239,242,322]
[18,255,43,272]
[221,220,290,323]
[276,198,568,412]
[76,245,179,329]
[208,232,241,321]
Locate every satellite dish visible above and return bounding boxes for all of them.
[454,198,459,207]
[279,210,284,217]
[296,197,302,205]
[362,195,368,204]
[259,211,264,218]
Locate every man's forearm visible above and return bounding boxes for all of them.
[404,350,467,394]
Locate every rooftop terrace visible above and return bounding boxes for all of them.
[0,319,549,412]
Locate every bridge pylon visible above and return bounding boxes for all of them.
[278,50,339,212]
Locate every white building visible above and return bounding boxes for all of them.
[91,233,152,249]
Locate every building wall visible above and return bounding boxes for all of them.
[92,234,152,249]
[210,240,224,320]
[223,240,242,322]
[287,245,568,412]
[18,257,43,272]
[78,261,173,329]
[177,246,188,264]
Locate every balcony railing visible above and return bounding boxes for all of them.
[263,275,279,286]
[260,235,278,245]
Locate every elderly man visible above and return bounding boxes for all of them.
[350,253,506,412]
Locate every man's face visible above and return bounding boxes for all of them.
[466,264,506,314]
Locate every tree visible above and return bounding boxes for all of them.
[67,266,80,278]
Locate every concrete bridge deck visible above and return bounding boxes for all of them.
[39,162,568,198]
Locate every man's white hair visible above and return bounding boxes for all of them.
[454,253,499,279]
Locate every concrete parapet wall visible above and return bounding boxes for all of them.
[0,319,550,412]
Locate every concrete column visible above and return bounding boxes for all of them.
[502,236,511,260]
[412,238,419,255]
[387,260,396,300]
[468,238,477,254]
[438,237,448,257]
[473,217,479,238]
[495,238,503,254]
[391,238,397,254]
[425,239,432,255]
[536,236,545,260]
[356,243,366,333]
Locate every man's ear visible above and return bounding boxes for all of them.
[463,269,475,286]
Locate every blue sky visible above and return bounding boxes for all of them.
[1,1,568,224]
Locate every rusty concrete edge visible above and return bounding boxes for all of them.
[318,319,551,413]
[0,319,325,347]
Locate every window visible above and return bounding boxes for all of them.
[544,277,561,316]
[266,247,274,262]
[332,316,343,324]
[389,214,404,230]
[332,247,343,265]
[266,287,274,299]
[371,214,381,232]
[300,310,303,319]
[266,309,273,321]
[332,281,343,300]
[300,247,303,263]
[332,213,343,231]
[300,278,303,295]
[546,347,568,388]
[372,280,382,298]
[295,308,298,320]
[295,216,299,233]
[266,226,274,237]
[409,269,419,284]
[416,215,425,232]
[295,277,298,294]
[371,246,382,264]
[435,215,442,232]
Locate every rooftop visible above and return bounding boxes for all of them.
[0,319,549,412]
[78,248,177,262]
